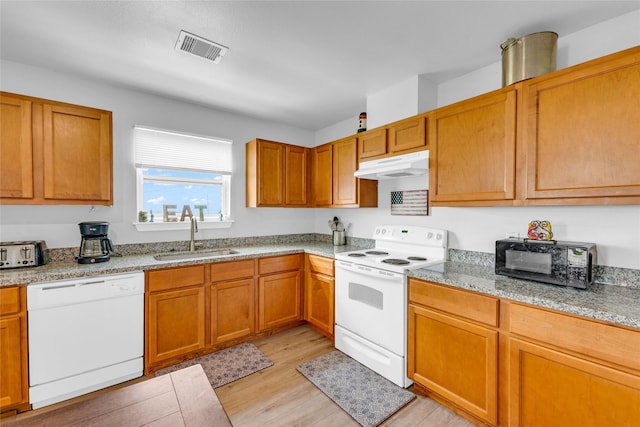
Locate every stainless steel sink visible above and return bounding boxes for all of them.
[153,249,239,261]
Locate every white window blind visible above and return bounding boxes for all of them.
[134,125,232,174]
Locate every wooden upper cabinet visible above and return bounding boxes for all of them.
[42,103,112,203]
[246,139,284,207]
[284,144,309,206]
[332,136,359,206]
[388,115,427,154]
[0,94,33,199]
[312,143,333,207]
[312,138,377,208]
[430,87,518,205]
[357,128,387,160]
[357,115,427,162]
[522,46,640,204]
[0,92,113,205]
[246,138,309,207]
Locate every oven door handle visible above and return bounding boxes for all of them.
[335,260,404,280]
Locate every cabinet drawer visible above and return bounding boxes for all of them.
[509,303,640,372]
[210,259,255,282]
[307,254,334,276]
[258,254,302,275]
[147,265,206,292]
[0,286,22,315]
[409,279,499,327]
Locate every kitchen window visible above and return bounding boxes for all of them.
[133,125,233,230]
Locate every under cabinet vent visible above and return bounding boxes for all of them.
[175,30,228,64]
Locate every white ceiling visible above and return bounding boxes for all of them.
[2,1,639,130]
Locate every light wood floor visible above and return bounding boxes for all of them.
[4,324,475,426]
[216,325,475,426]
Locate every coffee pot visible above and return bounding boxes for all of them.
[77,221,115,264]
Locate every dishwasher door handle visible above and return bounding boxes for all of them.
[42,284,77,291]
[78,280,105,286]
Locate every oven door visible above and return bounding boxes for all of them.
[334,260,406,355]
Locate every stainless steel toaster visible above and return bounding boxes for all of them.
[0,240,50,269]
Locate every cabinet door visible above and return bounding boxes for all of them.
[408,304,498,424]
[332,136,359,206]
[258,270,301,331]
[357,128,387,160]
[42,103,112,203]
[0,287,28,411]
[147,287,205,365]
[509,338,640,427]
[211,279,255,344]
[430,88,517,204]
[523,49,640,201]
[312,143,333,207]
[284,145,309,206]
[0,94,33,199]
[388,115,427,154]
[0,316,26,408]
[256,140,284,206]
[305,271,334,336]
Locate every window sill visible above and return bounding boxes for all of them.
[133,220,234,231]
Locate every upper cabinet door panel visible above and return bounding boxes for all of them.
[284,145,309,206]
[312,143,333,207]
[388,115,427,154]
[357,128,387,160]
[430,88,517,202]
[0,95,33,199]
[332,136,358,206]
[42,104,112,203]
[524,49,640,200]
[257,140,284,206]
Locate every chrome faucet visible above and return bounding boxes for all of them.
[189,217,198,252]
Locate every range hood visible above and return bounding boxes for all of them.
[354,150,429,180]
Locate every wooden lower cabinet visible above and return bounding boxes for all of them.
[408,279,640,427]
[257,254,303,332]
[147,286,206,365]
[210,278,255,344]
[408,279,498,425]
[509,338,640,427]
[146,256,303,372]
[258,270,301,331]
[0,286,30,413]
[146,265,207,369]
[506,301,640,427]
[304,254,334,338]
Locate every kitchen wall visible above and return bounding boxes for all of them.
[314,10,640,270]
[1,10,638,270]
[0,60,316,248]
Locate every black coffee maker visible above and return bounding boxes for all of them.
[77,221,115,264]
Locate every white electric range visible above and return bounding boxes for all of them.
[334,225,448,387]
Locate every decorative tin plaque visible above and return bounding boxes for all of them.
[391,190,428,216]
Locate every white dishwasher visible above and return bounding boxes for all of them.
[27,271,144,409]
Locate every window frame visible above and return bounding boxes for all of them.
[132,125,234,231]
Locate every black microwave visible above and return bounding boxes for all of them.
[495,238,597,289]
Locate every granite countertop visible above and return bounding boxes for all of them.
[409,262,640,330]
[0,242,355,286]
[2,241,639,330]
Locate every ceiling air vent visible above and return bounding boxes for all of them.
[175,30,228,64]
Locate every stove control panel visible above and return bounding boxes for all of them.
[373,225,447,247]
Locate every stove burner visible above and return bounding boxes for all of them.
[366,250,389,256]
[407,256,427,261]
[348,253,366,257]
[382,258,410,265]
